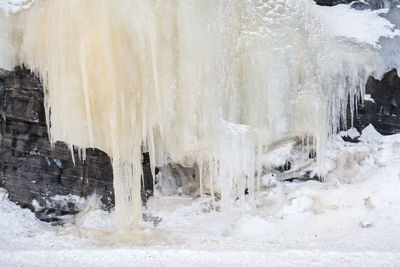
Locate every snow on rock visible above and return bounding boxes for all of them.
[316,4,400,47]
[364,93,375,102]
[360,123,384,142]
[0,0,34,15]
[46,194,88,212]
[340,127,361,139]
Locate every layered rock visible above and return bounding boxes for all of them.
[0,67,116,221]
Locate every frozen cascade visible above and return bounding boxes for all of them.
[0,0,399,231]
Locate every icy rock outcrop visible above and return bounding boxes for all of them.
[314,0,354,6]
[352,69,400,135]
[315,0,400,8]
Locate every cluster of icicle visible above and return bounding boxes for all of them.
[0,0,397,230]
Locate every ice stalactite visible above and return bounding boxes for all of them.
[0,0,399,230]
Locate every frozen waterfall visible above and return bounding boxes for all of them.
[0,0,399,231]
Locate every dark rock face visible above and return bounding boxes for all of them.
[0,67,116,220]
[314,0,354,6]
[314,0,398,8]
[142,152,155,203]
[350,0,400,9]
[352,69,400,135]
[0,66,157,222]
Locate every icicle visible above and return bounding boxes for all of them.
[199,160,203,197]
[209,159,216,212]
[70,144,75,166]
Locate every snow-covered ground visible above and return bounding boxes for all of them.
[1,125,400,266]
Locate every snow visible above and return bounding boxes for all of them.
[364,93,375,102]
[340,127,361,139]
[0,0,34,15]
[1,127,400,265]
[316,4,400,47]
[360,124,385,142]
[2,249,399,266]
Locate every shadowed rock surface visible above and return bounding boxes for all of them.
[314,0,399,8]
[314,0,353,6]
[0,67,116,221]
[352,69,400,135]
